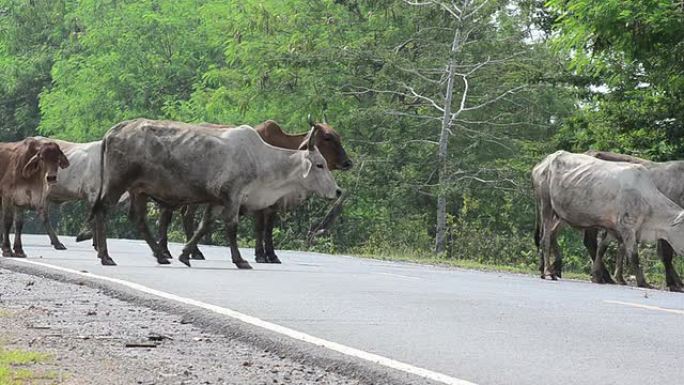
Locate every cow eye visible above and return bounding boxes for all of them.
[316,164,324,169]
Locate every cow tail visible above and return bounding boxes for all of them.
[534,202,541,249]
[88,120,130,222]
[87,134,107,223]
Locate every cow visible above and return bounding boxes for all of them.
[0,138,69,258]
[581,150,684,291]
[533,151,684,288]
[154,117,352,263]
[90,119,342,267]
[34,140,103,250]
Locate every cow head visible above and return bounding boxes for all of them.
[299,114,352,171]
[296,125,342,200]
[22,141,70,185]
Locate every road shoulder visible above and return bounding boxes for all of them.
[0,263,425,385]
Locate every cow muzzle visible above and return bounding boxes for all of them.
[339,160,353,171]
[46,175,57,184]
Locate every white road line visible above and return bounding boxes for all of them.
[604,300,684,315]
[376,272,421,280]
[14,259,477,385]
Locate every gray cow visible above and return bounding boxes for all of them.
[582,150,684,291]
[91,119,341,267]
[534,151,684,287]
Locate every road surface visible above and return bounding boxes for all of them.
[3,234,684,385]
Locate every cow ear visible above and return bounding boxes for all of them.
[22,154,41,178]
[58,152,70,169]
[302,158,312,178]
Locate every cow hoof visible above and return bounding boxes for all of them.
[550,275,558,281]
[157,257,171,265]
[266,255,282,264]
[162,250,173,260]
[179,253,192,267]
[53,243,67,250]
[2,249,12,258]
[669,285,684,293]
[190,250,205,260]
[11,252,27,258]
[255,255,268,263]
[235,261,253,270]
[76,231,93,242]
[591,273,605,284]
[100,256,117,266]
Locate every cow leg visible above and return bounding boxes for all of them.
[129,193,169,265]
[221,204,251,270]
[226,222,252,270]
[584,229,614,284]
[613,238,627,285]
[591,231,609,284]
[254,210,268,263]
[156,206,173,259]
[91,221,98,251]
[596,231,616,284]
[620,231,651,289]
[550,231,562,278]
[1,201,14,257]
[657,240,683,292]
[39,204,66,250]
[12,208,26,258]
[264,210,281,264]
[94,203,116,266]
[182,204,205,260]
[179,205,215,267]
[540,217,560,280]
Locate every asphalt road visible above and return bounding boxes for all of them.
[5,234,684,385]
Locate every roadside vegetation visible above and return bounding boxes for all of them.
[1,0,683,280]
[0,310,54,385]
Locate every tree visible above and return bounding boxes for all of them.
[0,0,74,140]
[353,0,538,252]
[549,0,684,160]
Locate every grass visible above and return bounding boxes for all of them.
[0,329,55,385]
[356,250,676,289]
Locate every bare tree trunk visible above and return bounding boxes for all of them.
[435,27,461,253]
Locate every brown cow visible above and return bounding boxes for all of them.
[155,117,352,263]
[0,138,69,258]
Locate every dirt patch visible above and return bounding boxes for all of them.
[0,268,365,385]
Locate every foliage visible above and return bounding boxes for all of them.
[5,0,679,279]
[549,0,684,159]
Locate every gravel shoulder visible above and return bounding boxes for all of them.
[0,268,367,385]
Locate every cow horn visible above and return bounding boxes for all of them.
[307,125,319,151]
[323,113,329,124]
[307,113,315,128]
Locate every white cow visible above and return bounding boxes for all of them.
[533,151,684,287]
[39,140,102,250]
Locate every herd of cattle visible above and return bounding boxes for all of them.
[0,117,351,270]
[1,117,683,292]
[534,150,684,292]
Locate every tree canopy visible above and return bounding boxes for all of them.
[0,0,680,278]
